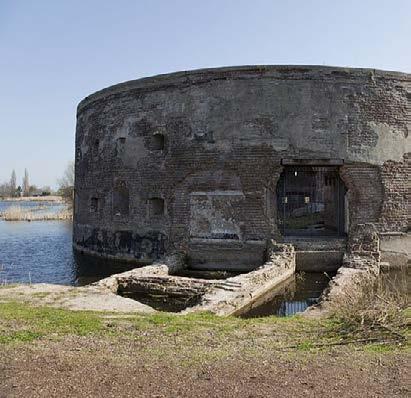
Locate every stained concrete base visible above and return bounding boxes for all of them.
[283,237,346,272]
[379,233,410,268]
[187,239,266,271]
[296,251,344,272]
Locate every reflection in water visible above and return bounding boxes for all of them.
[241,267,409,318]
[380,265,409,298]
[0,220,77,285]
[0,220,137,286]
[73,250,142,285]
[240,272,335,318]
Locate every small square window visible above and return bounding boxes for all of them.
[113,181,129,216]
[92,139,100,157]
[151,134,165,150]
[116,137,126,156]
[90,197,99,212]
[148,198,164,216]
[76,147,82,161]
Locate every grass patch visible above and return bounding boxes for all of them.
[0,330,42,344]
[295,341,314,351]
[132,311,242,334]
[362,343,398,353]
[0,300,407,363]
[0,302,103,344]
[32,292,52,299]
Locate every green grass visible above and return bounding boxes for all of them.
[31,292,52,299]
[0,301,103,343]
[363,343,398,353]
[0,301,325,347]
[0,301,407,361]
[132,311,242,334]
[0,330,42,344]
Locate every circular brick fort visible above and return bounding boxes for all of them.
[74,66,410,271]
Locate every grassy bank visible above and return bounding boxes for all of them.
[0,301,408,397]
[0,300,407,351]
[0,273,408,396]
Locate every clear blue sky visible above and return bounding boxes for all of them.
[1,0,410,188]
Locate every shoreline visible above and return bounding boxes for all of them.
[0,201,72,221]
[0,212,72,221]
[0,195,64,202]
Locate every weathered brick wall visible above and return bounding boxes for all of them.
[339,164,383,231]
[379,156,409,232]
[74,66,410,266]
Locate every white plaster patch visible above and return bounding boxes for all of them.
[189,191,245,240]
[349,122,409,164]
[369,121,409,161]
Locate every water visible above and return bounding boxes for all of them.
[0,201,141,285]
[0,220,77,285]
[0,199,107,285]
[0,219,136,286]
[0,202,407,316]
[239,272,335,318]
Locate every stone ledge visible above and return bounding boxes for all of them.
[77,65,410,113]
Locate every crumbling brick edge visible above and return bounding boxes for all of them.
[304,223,383,317]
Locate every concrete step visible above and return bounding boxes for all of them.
[296,250,344,272]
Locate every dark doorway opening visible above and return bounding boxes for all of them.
[277,166,346,236]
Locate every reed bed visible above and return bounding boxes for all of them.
[327,270,408,340]
[0,206,72,221]
[0,195,64,202]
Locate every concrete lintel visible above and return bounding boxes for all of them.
[281,158,344,166]
[190,190,245,196]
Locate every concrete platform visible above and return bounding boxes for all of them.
[283,237,346,271]
[96,242,296,316]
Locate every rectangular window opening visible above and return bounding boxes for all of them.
[149,198,165,216]
[90,197,99,213]
[151,134,165,150]
[276,166,346,236]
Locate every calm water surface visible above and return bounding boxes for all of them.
[0,201,137,285]
[240,271,335,317]
[0,220,77,285]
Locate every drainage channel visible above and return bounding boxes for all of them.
[238,271,335,318]
[113,270,335,316]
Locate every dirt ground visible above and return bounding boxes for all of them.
[0,298,408,398]
[1,335,408,398]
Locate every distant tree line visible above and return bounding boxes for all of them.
[0,162,74,202]
[0,168,52,198]
[57,161,74,207]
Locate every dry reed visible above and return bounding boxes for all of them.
[0,205,72,221]
[328,270,408,338]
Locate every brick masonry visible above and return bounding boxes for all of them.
[73,66,410,268]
